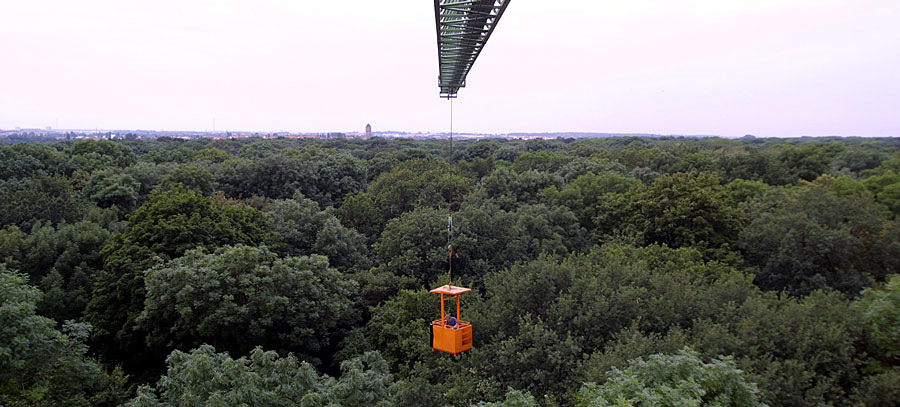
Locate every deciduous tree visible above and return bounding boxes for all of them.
[139,245,357,361]
[577,349,765,407]
[127,346,394,407]
[0,266,127,406]
[85,184,276,376]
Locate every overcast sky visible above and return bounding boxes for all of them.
[1,0,899,137]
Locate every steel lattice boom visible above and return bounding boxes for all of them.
[434,0,511,98]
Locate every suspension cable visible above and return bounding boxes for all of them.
[447,97,454,286]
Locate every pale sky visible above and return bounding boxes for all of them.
[1,0,899,137]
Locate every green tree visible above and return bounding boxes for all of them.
[473,242,870,406]
[0,175,84,230]
[368,158,470,218]
[556,158,628,183]
[856,274,900,366]
[476,389,538,407]
[214,149,367,207]
[830,148,888,175]
[123,161,175,202]
[692,290,864,406]
[140,146,195,165]
[127,346,394,407]
[478,167,563,211]
[85,184,277,376]
[295,148,368,207]
[0,146,47,179]
[267,194,370,272]
[336,192,386,243]
[326,351,396,407]
[876,183,900,216]
[544,171,639,229]
[739,180,894,295]
[0,143,70,178]
[191,147,231,163]
[161,164,216,195]
[14,143,70,176]
[350,289,436,374]
[458,156,496,180]
[725,179,772,204]
[511,151,572,173]
[478,244,750,352]
[451,202,526,279]
[577,349,765,407]
[481,316,582,401]
[374,207,447,284]
[514,203,585,257]
[460,139,500,160]
[138,245,357,361]
[861,170,900,195]
[0,266,127,406]
[776,144,839,182]
[860,170,900,216]
[210,157,254,197]
[67,139,136,172]
[718,150,792,185]
[850,368,900,407]
[372,200,580,286]
[83,170,141,211]
[242,154,314,199]
[595,172,743,256]
[14,221,113,322]
[0,225,25,270]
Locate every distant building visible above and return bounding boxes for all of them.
[365,123,372,138]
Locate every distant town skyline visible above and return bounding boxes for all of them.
[2,0,899,137]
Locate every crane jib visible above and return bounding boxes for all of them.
[434,0,511,98]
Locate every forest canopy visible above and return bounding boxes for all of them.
[1,135,900,406]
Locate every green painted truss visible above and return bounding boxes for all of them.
[434,0,511,98]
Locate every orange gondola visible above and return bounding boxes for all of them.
[430,284,473,355]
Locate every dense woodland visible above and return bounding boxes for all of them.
[2,135,900,406]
